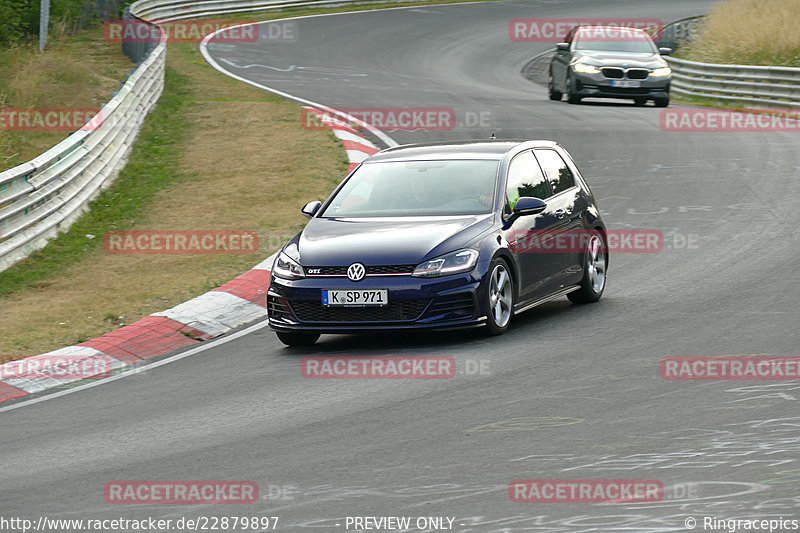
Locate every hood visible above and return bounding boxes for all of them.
[294,214,494,266]
[574,51,666,69]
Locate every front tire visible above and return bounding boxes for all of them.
[276,331,320,346]
[483,258,514,336]
[548,71,562,101]
[567,230,607,303]
[654,96,669,107]
[566,74,581,104]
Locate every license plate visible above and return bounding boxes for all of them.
[322,289,388,307]
[610,80,641,88]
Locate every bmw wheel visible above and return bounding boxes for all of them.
[566,74,581,104]
[483,258,514,335]
[548,71,563,101]
[568,230,607,303]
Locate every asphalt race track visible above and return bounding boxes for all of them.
[3,1,800,531]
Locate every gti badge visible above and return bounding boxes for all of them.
[347,262,366,282]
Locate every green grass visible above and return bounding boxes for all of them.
[0,0,505,299]
[0,0,502,291]
[0,65,193,298]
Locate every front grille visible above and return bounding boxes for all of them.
[368,264,416,275]
[289,299,430,322]
[424,292,476,319]
[267,294,293,320]
[306,264,416,276]
[626,68,649,80]
[308,266,347,275]
[601,67,624,79]
[601,67,649,80]
[603,87,650,95]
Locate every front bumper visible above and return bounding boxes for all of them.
[267,265,490,333]
[572,71,670,100]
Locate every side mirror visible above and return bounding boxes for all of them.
[301,200,322,218]
[556,42,570,51]
[658,47,672,55]
[514,196,547,216]
[506,197,546,227]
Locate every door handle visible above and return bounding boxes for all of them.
[555,209,566,220]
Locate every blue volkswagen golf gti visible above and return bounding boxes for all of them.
[267,140,607,346]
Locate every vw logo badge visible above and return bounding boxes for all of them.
[347,262,366,282]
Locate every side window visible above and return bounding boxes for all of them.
[534,149,576,195]
[505,150,551,214]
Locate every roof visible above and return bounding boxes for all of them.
[575,25,649,32]
[367,139,558,162]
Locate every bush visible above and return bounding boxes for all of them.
[0,0,136,48]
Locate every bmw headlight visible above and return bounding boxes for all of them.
[273,251,305,280]
[573,62,600,74]
[413,249,479,277]
[651,67,671,77]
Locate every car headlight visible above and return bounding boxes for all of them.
[651,67,671,77]
[573,62,600,74]
[413,249,479,277]
[273,251,305,280]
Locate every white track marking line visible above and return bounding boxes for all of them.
[0,320,271,413]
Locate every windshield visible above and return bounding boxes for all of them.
[574,28,658,53]
[320,159,499,217]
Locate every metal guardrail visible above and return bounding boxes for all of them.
[667,57,800,109]
[0,15,165,272]
[0,0,413,273]
[2,5,797,272]
[134,0,411,21]
[657,15,800,109]
[653,15,705,52]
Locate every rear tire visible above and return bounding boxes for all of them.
[633,96,647,106]
[482,258,514,336]
[567,230,607,304]
[276,331,320,346]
